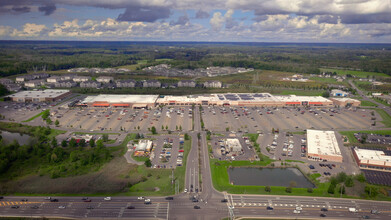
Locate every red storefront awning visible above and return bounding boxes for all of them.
[112,103,130,107]
[93,103,110,107]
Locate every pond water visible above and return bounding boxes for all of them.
[228,167,315,188]
[0,130,32,145]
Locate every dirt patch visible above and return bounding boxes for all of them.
[345,180,366,197]
[1,156,141,194]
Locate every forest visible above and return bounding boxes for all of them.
[1,41,391,77]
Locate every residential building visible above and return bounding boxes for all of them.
[16,75,35,83]
[116,79,136,88]
[143,80,161,88]
[54,80,77,88]
[177,80,196,88]
[47,76,62,83]
[80,81,101,88]
[203,81,222,88]
[73,76,91,82]
[96,76,114,83]
[24,79,45,88]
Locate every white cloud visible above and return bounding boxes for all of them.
[11,23,47,37]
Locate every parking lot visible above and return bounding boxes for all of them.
[202,106,377,133]
[52,105,193,133]
[150,135,185,169]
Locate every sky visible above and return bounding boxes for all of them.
[0,0,391,43]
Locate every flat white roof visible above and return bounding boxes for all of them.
[8,89,70,99]
[226,138,242,151]
[275,95,332,103]
[82,94,158,104]
[330,97,360,102]
[307,130,342,157]
[354,148,391,166]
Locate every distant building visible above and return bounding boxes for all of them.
[96,76,114,83]
[353,147,391,172]
[0,78,13,85]
[24,79,45,88]
[177,80,196,88]
[47,76,62,83]
[7,89,71,102]
[331,89,348,97]
[54,80,77,88]
[330,98,361,107]
[116,79,136,88]
[80,81,101,88]
[33,73,49,79]
[143,80,161,88]
[16,75,35,83]
[203,81,222,88]
[73,76,91,82]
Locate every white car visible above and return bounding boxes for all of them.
[58,206,66,209]
[293,210,301,214]
[137,197,144,200]
[104,197,111,201]
[184,189,188,193]
[295,206,302,211]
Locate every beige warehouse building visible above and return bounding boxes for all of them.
[307,129,343,162]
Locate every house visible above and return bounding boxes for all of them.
[203,81,222,88]
[177,80,196,88]
[24,79,45,88]
[73,76,91,82]
[116,79,136,88]
[47,76,62,83]
[32,73,49,79]
[331,89,348,97]
[54,80,77,88]
[80,81,101,88]
[16,75,35,83]
[143,80,161,88]
[0,78,13,85]
[60,75,75,81]
[96,76,114,83]
[5,84,22,92]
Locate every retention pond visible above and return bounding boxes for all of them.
[228,167,315,188]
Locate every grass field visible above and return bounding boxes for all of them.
[340,130,391,143]
[116,60,148,70]
[320,68,390,78]
[375,109,391,127]
[360,100,378,107]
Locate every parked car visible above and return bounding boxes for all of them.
[320,213,327,217]
[221,199,228,203]
[321,208,328,211]
[11,205,20,209]
[50,199,59,202]
[58,206,66,209]
[137,197,144,200]
[30,205,39,209]
[194,205,200,209]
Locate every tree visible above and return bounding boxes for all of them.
[307,188,313,193]
[145,158,152,167]
[327,183,336,194]
[51,137,57,148]
[179,125,182,131]
[55,119,60,127]
[336,172,347,183]
[46,118,52,125]
[265,186,271,192]
[162,125,164,130]
[69,138,77,148]
[96,139,104,148]
[285,187,292,193]
[102,134,109,142]
[151,126,157,134]
[322,91,330,98]
[41,110,50,120]
[184,133,190,140]
[79,139,86,147]
[89,139,95,148]
[176,125,178,131]
[165,125,168,130]
[61,140,67,148]
[226,127,229,132]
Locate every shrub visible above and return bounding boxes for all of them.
[285,187,292,193]
[307,188,313,193]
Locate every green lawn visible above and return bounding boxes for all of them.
[277,90,324,96]
[360,100,378,107]
[375,109,391,127]
[320,68,390,78]
[372,97,391,107]
[340,130,391,143]
[124,136,191,196]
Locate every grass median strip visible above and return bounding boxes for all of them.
[340,130,391,143]
[375,109,391,127]
[22,111,45,122]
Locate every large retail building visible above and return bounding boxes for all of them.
[7,89,71,102]
[307,129,343,162]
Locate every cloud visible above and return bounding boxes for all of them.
[38,3,56,16]
[11,6,30,14]
[210,10,237,31]
[117,6,171,22]
[195,10,210,19]
[11,23,47,37]
[170,15,190,26]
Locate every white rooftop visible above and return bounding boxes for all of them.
[354,148,391,166]
[82,94,159,104]
[275,95,332,103]
[8,89,70,99]
[307,130,341,157]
